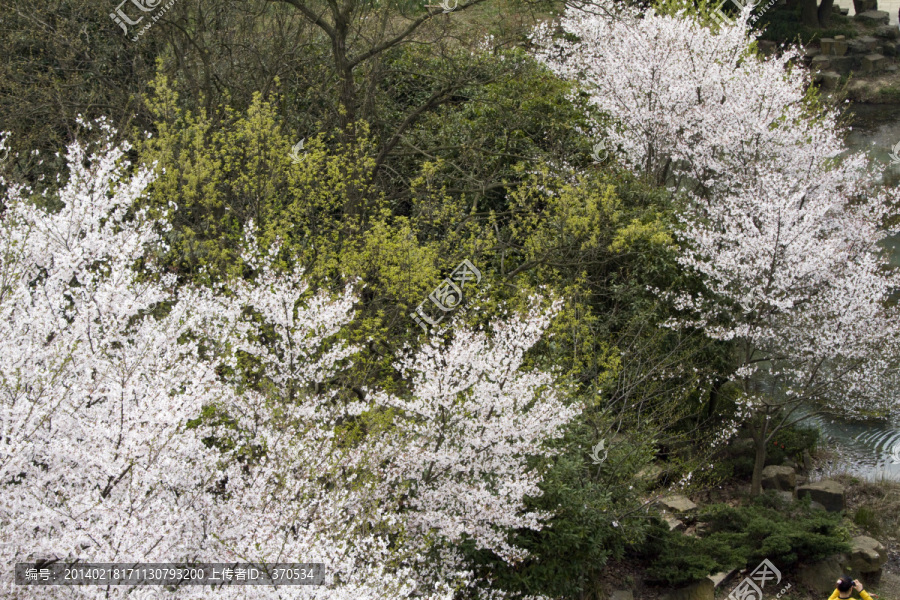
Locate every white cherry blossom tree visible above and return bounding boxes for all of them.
[0,126,578,599]
[532,3,900,494]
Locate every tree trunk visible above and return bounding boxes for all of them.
[749,416,770,496]
[751,433,767,496]
[818,0,834,28]
[799,0,820,27]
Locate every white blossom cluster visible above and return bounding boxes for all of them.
[532,2,900,420]
[0,132,578,600]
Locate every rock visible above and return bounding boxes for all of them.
[659,494,698,514]
[859,569,882,587]
[875,24,899,39]
[840,7,850,14]
[663,514,685,531]
[804,47,821,58]
[848,536,888,573]
[856,10,890,24]
[849,38,870,54]
[775,490,795,504]
[661,579,715,600]
[833,40,849,56]
[835,34,847,40]
[810,500,827,511]
[707,570,737,588]
[853,0,878,11]
[797,554,849,595]
[802,449,814,472]
[610,591,633,600]
[762,465,797,491]
[782,458,798,469]
[884,43,899,57]
[863,54,886,73]
[638,463,665,482]
[887,64,899,72]
[796,474,809,486]
[820,38,835,55]
[811,55,832,71]
[859,35,880,51]
[693,521,712,536]
[797,480,845,512]
[828,56,854,75]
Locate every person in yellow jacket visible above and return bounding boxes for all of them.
[828,576,874,600]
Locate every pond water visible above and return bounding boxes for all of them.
[796,103,900,481]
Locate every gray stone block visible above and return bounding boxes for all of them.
[659,494,698,513]
[862,53,886,73]
[811,55,832,70]
[797,480,845,512]
[761,465,796,491]
[820,37,835,55]
[707,570,737,588]
[859,35,880,51]
[663,514,685,531]
[875,24,899,39]
[849,39,869,54]
[797,554,849,595]
[856,10,890,24]
[828,55,855,75]
[848,536,888,573]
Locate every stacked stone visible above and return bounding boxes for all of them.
[809,14,900,89]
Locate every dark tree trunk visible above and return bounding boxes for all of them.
[818,0,835,28]
[749,416,770,497]
[800,0,820,27]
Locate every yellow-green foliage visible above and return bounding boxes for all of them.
[499,167,674,387]
[136,74,473,391]
[138,74,383,283]
[134,72,675,401]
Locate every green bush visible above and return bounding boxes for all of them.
[767,424,819,466]
[644,496,850,586]
[642,522,743,586]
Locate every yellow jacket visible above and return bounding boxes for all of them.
[828,589,873,600]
